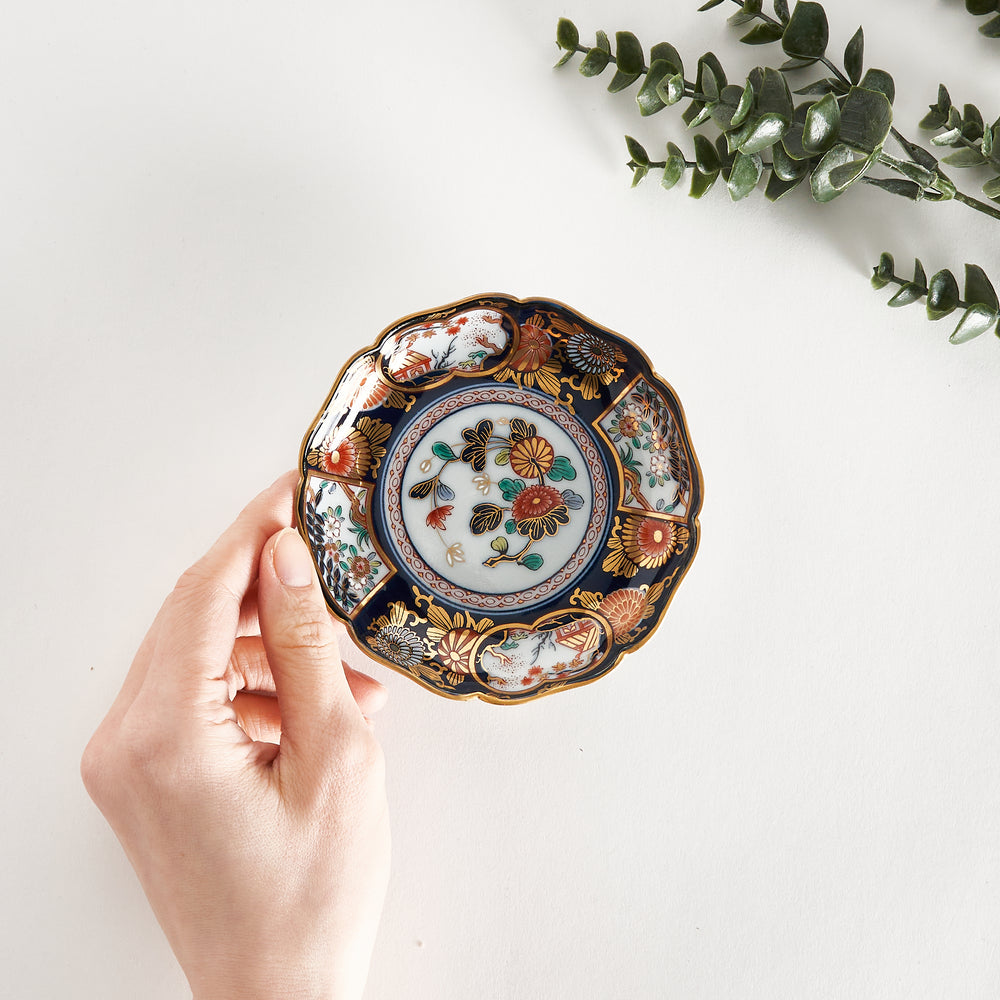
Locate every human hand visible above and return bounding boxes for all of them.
[81,472,390,1000]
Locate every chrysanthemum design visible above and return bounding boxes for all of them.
[510,484,570,540]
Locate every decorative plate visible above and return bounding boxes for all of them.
[296,294,702,704]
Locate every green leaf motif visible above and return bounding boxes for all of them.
[547,455,578,482]
[781,1,829,59]
[431,442,457,461]
[490,536,509,554]
[499,478,526,501]
[625,135,650,166]
[520,552,545,571]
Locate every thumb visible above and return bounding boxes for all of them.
[257,527,361,758]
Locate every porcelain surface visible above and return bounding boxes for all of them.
[297,295,702,703]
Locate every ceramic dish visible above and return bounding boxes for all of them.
[296,294,702,703]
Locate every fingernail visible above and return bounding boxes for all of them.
[273,529,315,588]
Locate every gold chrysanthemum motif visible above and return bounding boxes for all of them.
[509,435,555,479]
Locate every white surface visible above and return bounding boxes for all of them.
[2,1,999,997]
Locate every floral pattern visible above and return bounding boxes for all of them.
[299,294,701,703]
[599,378,692,517]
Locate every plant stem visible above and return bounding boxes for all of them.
[881,273,975,311]
[953,190,1000,221]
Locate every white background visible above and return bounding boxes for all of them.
[2,1,999,997]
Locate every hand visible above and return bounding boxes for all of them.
[81,472,390,1000]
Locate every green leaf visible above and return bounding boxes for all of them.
[615,31,644,75]
[764,170,805,200]
[913,259,927,289]
[625,136,650,166]
[802,92,841,153]
[655,72,685,106]
[630,163,649,187]
[637,60,673,116]
[860,176,923,200]
[810,143,868,202]
[556,19,580,51]
[649,42,684,78]
[710,84,748,129]
[693,133,721,173]
[963,104,985,140]
[505,518,517,534]
[689,166,719,198]
[926,270,960,320]
[431,442,457,461]
[871,252,895,289]
[964,263,999,310]
[738,112,789,154]
[490,536,509,554]
[838,86,893,154]
[982,176,1000,199]
[858,69,895,104]
[966,0,998,13]
[781,1,829,59]
[741,23,785,44]
[608,69,642,93]
[844,26,864,85]
[696,52,727,99]
[981,13,1000,36]
[771,140,809,180]
[774,0,791,23]
[950,304,998,344]
[731,80,755,128]
[943,147,988,167]
[757,67,793,119]
[661,143,687,189]
[520,552,545,571]
[728,151,764,199]
[579,32,611,76]
[887,283,923,307]
[698,0,727,8]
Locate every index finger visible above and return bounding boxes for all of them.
[146,470,300,704]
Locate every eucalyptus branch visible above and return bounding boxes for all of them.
[961,0,1000,38]
[872,253,1000,344]
[554,3,1000,217]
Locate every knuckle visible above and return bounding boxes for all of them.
[274,611,339,657]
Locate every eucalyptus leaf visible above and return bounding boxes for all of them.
[696,52,728,97]
[964,263,999,309]
[625,136,650,166]
[728,151,764,199]
[764,170,805,200]
[844,26,864,85]
[731,80,755,128]
[608,68,642,93]
[926,269,960,319]
[861,176,924,200]
[774,0,790,22]
[858,69,895,104]
[637,60,673,116]
[771,140,809,180]
[950,304,998,344]
[781,1,829,59]
[697,0,727,9]
[579,32,611,77]
[871,252,895,289]
[931,127,963,147]
[694,133,721,173]
[913,259,927,289]
[757,67,793,119]
[981,13,1000,36]
[689,166,719,198]
[838,86,893,154]
[982,176,1000,199]
[556,19,580,51]
[802,92,841,153]
[966,0,998,14]
[810,143,866,202]
[739,112,790,154]
[662,143,687,189]
[649,42,684,77]
[887,283,923,307]
[655,72,686,107]
[615,31,644,75]
[943,147,988,167]
[741,23,785,44]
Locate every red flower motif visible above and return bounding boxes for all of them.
[510,324,553,373]
[511,484,562,522]
[426,505,454,530]
[321,437,358,477]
